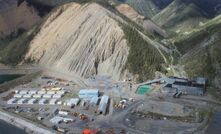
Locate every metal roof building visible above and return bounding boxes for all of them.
[56,90,66,95]
[17,98,27,104]
[52,94,63,99]
[43,94,53,98]
[23,94,32,98]
[90,97,99,107]
[39,99,48,105]
[14,94,23,98]
[49,99,58,105]
[38,90,46,94]
[7,98,17,104]
[28,98,37,104]
[78,89,99,98]
[66,98,80,107]
[47,91,56,94]
[19,90,28,95]
[28,90,37,95]
[98,95,109,115]
[33,94,42,98]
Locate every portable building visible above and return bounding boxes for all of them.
[38,90,46,94]
[14,94,23,98]
[56,90,66,95]
[49,99,58,105]
[90,97,99,107]
[39,99,48,105]
[33,94,42,98]
[43,94,53,98]
[66,98,80,107]
[78,89,99,98]
[23,94,32,98]
[50,116,63,124]
[52,94,63,99]
[7,98,17,104]
[28,99,37,104]
[51,87,61,91]
[47,91,56,94]
[28,90,37,95]
[98,95,109,114]
[58,110,68,116]
[17,99,27,104]
[19,90,28,95]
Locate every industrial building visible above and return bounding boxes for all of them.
[78,89,99,98]
[90,97,99,107]
[28,99,37,104]
[7,98,17,104]
[66,98,80,107]
[17,98,27,104]
[162,77,206,96]
[39,99,48,105]
[49,99,58,105]
[98,95,109,114]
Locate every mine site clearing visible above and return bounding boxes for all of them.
[0,71,220,134]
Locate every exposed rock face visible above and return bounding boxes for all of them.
[0,0,40,37]
[116,4,144,21]
[24,3,129,80]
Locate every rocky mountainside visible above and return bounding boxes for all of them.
[0,0,40,37]
[152,0,208,33]
[23,2,166,81]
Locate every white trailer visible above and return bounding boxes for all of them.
[39,99,48,105]
[7,98,17,104]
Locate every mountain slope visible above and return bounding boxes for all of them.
[0,0,40,37]
[121,0,173,18]
[23,2,166,81]
[173,15,221,90]
[152,0,208,33]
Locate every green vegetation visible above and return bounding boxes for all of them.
[0,23,41,65]
[121,24,165,82]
